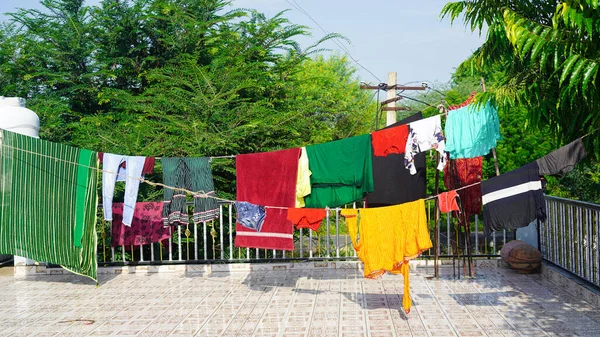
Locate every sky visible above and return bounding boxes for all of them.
[0,0,485,86]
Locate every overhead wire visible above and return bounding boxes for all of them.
[284,0,382,83]
[374,88,382,130]
[372,80,446,113]
[346,89,381,138]
[426,86,446,97]
[396,93,438,109]
[289,0,353,56]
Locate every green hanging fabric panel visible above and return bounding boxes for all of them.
[0,130,99,282]
[304,134,374,208]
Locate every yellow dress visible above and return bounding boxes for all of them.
[341,199,432,313]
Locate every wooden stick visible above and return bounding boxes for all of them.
[386,72,397,126]
[480,77,501,277]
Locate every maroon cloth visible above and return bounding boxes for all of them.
[99,153,155,174]
[111,202,171,246]
[443,155,482,222]
[235,148,300,251]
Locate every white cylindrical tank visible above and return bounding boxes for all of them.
[0,96,40,138]
[0,96,39,266]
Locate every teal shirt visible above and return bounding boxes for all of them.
[304,134,374,208]
[445,101,502,159]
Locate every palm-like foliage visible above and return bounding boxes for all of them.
[441,0,600,156]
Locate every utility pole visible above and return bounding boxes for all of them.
[360,72,426,128]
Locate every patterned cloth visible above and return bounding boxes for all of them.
[0,130,98,281]
[111,202,171,246]
[235,201,267,232]
[162,157,219,226]
[443,155,483,219]
[404,115,446,175]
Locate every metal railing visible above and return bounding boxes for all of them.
[541,196,600,288]
[96,199,511,265]
[95,195,600,290]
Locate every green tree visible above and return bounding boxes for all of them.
[0,0,376,199]
[440,0,600,202]
[441,0,600,153]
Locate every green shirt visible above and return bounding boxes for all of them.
[305,134,374,208]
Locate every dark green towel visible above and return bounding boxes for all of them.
[305,134,374,208]
[162,157,219,226]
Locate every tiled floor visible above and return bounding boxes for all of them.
[0,266,598,337]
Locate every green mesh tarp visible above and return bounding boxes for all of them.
[0,130,98,281]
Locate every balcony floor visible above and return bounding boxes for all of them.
[0,265,598,337]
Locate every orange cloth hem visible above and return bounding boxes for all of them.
[287,208,327,232]
[439,190,460,213]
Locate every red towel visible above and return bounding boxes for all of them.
[438,190,460,213]
[371,124,408,157]
[111,202,171,246]
[287,208,327,231]
[235,148,300,250]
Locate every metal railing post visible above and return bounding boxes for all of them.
[229,205,233,260]
[335,209,340,258]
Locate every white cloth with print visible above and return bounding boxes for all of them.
[404,115,446,175]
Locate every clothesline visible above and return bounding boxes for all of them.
[423,181,482,201]
[0,142,348,209]
[0,143,234,204]
[421,131,595,201]
[0,141,475,210]
[151,154,236,160]
[2,130,594,212]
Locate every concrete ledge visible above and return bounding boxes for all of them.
[411,258,503,268]
[0,266,14,276]
[540,262,600,308]
[12,258,507,277]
